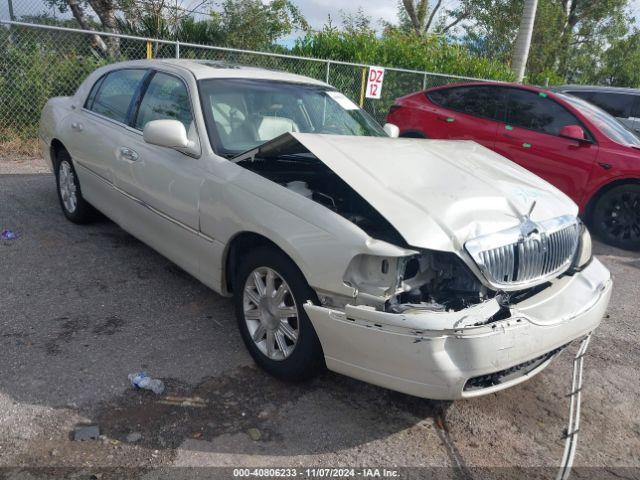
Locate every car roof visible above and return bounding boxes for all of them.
[107,59,331,87]
[425,81,551,94]
[553,84,640,95]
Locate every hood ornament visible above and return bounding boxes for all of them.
[518,201,548,251]
[519,200,538,237]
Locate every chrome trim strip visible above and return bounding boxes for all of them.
[76,161,215,244]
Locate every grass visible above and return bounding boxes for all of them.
[0,130,40,158]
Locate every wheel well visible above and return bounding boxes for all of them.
[224,232,293,294]
[399,130,427,139]
[50,139,67,171]
[584,178,640,222]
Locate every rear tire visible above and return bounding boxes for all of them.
[590,184,640,250]
[234,246,325,381]
[55,149,95,224]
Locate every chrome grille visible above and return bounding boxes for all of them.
[465,215,581,290]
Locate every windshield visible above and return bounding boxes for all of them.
[558,92,640,147]
[199,78,386,156]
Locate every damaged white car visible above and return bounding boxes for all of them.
[39,60,612,399]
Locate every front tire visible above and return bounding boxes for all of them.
[55,149,94,224]
[590,184,640,250]
[234,246,325,381]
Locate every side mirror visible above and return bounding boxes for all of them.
[559,124,587,142]
[143,119,199,155]
[383,123,400,138]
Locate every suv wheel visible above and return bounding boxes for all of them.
[591,184,640,250]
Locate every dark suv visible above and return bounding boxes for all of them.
[554,85,640,136]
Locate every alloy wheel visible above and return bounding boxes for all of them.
[58,160,78,214]
[242,267,299,361]
[599,190,640,244]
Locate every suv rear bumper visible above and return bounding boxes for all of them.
[304,258,612,400]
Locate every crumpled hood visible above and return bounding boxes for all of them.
[245,133,579,252]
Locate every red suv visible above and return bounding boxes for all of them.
[387,82,640,249]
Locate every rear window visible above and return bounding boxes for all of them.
[89,69,146,124]
[427,86,504,121]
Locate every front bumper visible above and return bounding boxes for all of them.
[304,258,612,400]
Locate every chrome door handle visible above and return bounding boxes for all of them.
[71,122,84,132]
[119,147,139,162]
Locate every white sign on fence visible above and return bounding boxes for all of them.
[365,66,385,99]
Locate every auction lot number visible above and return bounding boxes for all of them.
[233,468,399,478]
[365,66,385,99]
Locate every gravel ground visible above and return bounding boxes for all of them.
[1,158,639,480]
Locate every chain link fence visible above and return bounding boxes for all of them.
[0,19,486,142]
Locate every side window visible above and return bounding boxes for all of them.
[506,89,581,136]
[89,69,146,123]
[134,72,193,131]
[427,86,503,121]
[588,92,633,118]
[84,75,105,110]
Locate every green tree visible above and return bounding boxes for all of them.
[45,0,121,56]
[211,0,308,50]
[457,0,631,84]
[117,0,308,51]
[396,0,476,35]
[595,30,640,87]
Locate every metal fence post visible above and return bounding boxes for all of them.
[325,60,331,83]
[423,73,427,91]
[7,0,15,21]
[359,67,367,108]
[176,40,180,59]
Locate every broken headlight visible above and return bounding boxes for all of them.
[343,254,409,301]
[572,224,593,270]
[342,251,488,312]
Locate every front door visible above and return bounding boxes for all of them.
[68,68,148,218]
[493,88,598,205]
[112,70,202,231]
[110,69,207,278]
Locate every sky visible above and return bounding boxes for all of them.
[0,0,419,31]
[2,0,639,37]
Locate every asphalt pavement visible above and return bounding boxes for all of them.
[1,169,639,479]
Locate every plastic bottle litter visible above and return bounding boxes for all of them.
[1,229,17,240]
[128,372,165,395]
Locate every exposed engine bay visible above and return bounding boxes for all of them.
[238,151,406,246]
[236,145,512,314]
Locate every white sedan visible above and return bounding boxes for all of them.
[39,60,612,399]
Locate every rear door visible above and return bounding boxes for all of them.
[424,85,505,148]
[67,68,148,214]
[493,88,598,204]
